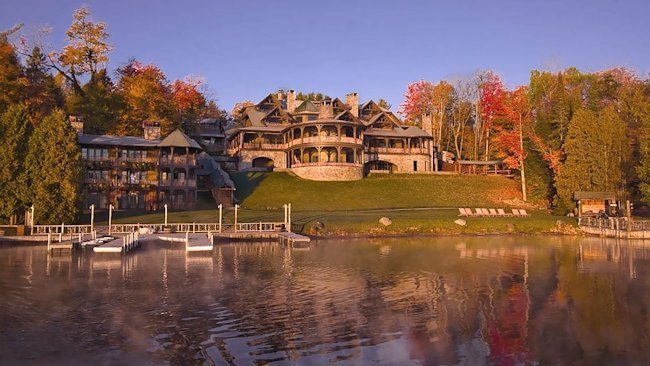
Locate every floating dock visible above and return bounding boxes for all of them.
[154,232,214,252]
[93,233,140,254]
[278,232,311,246]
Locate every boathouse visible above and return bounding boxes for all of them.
[573,191,619,217]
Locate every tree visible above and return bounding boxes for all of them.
[377,98,392,110]
[231,100,255,122]
[66,69,122,134]
[478,71,506,161]
[115,60,174,135]
[493,86,532,201]
[0,35,27,113]
[555,107,626,211]
[171,76,207,123]
[0,104,32,223]
[25,109,82,224]
[24,46,64,121]
[47,6,112,95]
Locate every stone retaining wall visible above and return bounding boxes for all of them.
[366,153,432,172]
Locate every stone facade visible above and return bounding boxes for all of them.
[238,149,287,170]
[366,153,432,173]
[291,164,363,181]
[227,91,435,181]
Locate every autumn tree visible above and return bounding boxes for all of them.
[493,86,532,201]
[25,108,82,224]
[47,6,112,95]
[478,71,506,161]
[24,46,64,121]
[377,98,391,110]
[171,76,207,123]
[115,60,174,135]
[0,34,27,113]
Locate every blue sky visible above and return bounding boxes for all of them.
[2,0,649,111]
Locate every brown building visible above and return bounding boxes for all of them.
[226,90,435,181]
[76,120,233,211]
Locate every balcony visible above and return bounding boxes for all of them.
[289,136,361,146]
[292,162,362,167]
[117,156,157,163]
[366,147,429,154]
[160,179,196,187]
[160,156,196,166]
[242,142,286,150]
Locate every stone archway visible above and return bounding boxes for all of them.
[252,157,275,170]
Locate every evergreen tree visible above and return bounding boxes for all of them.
[24,46,64,121]
[25,109,82,224]
[0,104,32,223]
[555,107,626,211]
[66,69,123,134]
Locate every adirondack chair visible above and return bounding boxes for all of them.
[512,209,520,216]
[458,208,467,216]
[465,208,476,217]
[474,208,483,217]
[489,208,498,216]
[481,208,491,216]
[497,208,507,216]
[518,209,529,217]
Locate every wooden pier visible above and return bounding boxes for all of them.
[93,232,140,254]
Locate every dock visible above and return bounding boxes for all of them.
[278,232,311,246]
[155,232,214,252]
[93,232,140,254]
[47,233,79,253]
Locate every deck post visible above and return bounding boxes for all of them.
[89,204,95,233]
[234,204,239,233]
[108,204,113,235]
[59,222,63,242]
[164,204,168,226]
[47,233,51,251]
[218,204,223,233]
[185,231,189,250]
[284,204,287,228]
[288,203,292,233]
[30,205,35,227]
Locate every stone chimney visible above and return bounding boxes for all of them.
[421,113,433,136]
[143,121,161,140]
[345,92,359,117]
[69,115,84,136]
[277,89,284,104]
[318,99,334,119]
[286,89,296,113]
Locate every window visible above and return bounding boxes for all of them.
[413,161,418,171]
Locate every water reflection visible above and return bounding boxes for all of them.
[2,237,650,364]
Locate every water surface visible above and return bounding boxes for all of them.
[1,236,649,365]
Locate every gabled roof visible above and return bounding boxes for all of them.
[574,191,617,200]
[334,110,361,123]
[158,129,202,149]
[244,107,267,127]
[294,100,319,113]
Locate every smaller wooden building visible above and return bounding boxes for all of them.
[573,191,619,217]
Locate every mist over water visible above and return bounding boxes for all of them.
[1,237,649,365]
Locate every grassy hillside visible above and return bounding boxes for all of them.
[232,171,523,210]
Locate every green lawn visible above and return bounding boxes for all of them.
[232,171,523,210]
[91,172,577,236]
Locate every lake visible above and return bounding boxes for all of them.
[1,236,649,365]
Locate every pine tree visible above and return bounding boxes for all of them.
[25,109,83,224]
[0,104,32,223]
[555,107,626,211]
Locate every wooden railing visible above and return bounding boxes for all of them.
[242,142,286,150]
[579,217,650,231]
[108,222,283,234]
[33,224,92,235]
[235,222,284,232]
[292,162,361,167]
[367,147,429,154]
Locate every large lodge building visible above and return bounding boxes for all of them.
[72,90,460,211]
[226,90,437,181]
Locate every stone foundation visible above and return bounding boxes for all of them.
[366,153,432,172]
[291,164,363,181]
[238,150,287,170]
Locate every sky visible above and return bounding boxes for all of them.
[2,0,650,112]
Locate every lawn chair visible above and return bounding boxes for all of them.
[465,208,476,217]
[458,208,467,216]
[512,209,520,216]
[489,208,498,216]
[497,208,507,216]
[518,209,529,217]
[481,208,491,216]
[475,208,484,217]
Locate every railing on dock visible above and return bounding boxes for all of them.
[33,224,92,235]
[108,222,283,234]
[579,217,650,231]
